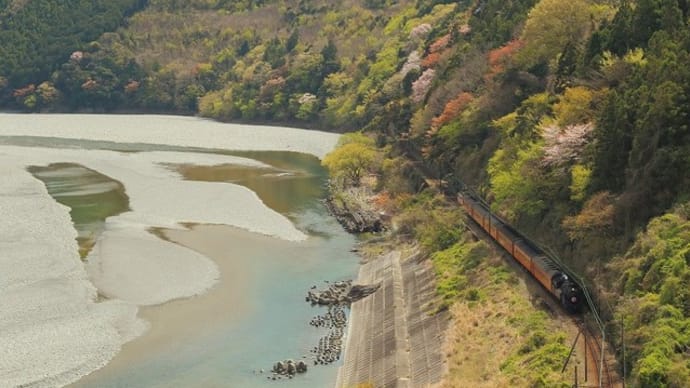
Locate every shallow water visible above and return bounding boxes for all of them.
[73,153,357,387]
[0,115,356,388]
[28,163,130,258]
[172,150,326,216]
[75,222,357,388]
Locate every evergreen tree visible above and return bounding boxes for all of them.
[321,39,340,77]
[553,41,579,93]
[286,30,299,52]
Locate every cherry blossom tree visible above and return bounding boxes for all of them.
[411,69,435,103]
[541,122,594,167]
[409,23,432,40]
[400,51,421,77]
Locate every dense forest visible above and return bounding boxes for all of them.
[2,0,689,386]
[0,0,148,104]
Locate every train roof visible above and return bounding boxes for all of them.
[460,190,583,283]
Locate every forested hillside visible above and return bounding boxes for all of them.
[2,0,690,385]
[0,0,147,107]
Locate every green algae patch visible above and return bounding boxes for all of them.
[28,163,130,259]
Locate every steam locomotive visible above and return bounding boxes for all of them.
[457,192,584,314]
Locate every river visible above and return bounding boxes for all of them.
[0,114,358,387]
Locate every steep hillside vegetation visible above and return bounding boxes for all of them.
[2,0,689,385]
[317,0,690,385]
[0,0,147,104]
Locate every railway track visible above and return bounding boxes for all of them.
[574,318,618,388]
[463,213,620,387]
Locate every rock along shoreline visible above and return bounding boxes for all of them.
[263,279,380,382]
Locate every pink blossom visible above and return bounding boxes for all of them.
[12,84,35,97]
[542,123,594,166]
[124,80,140,94]
[411,69,435,103]
[81,79,97,90]
[409,24,432,40]
[70,51,84,62]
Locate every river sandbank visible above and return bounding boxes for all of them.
[0,114,345,387]
[71,224,254,386]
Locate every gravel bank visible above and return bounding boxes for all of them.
[0,161,147,388]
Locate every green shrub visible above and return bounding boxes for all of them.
[430,237,489,309]
[610,204,690,386]
[500,311,570,387]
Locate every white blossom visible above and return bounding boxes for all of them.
[542,123,594,166]
[409,23,432,40]
[298,93,317,104]
[70,51,84,62]
[411,69,435,103]
[400,51,421,77]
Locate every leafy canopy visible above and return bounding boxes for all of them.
[518,0,591,68]
[322,133,377,186]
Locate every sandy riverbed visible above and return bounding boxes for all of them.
[71,224,254,386]
[0,114,342,387]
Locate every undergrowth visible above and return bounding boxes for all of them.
[433,232,573,387]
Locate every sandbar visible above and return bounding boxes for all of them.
[71,224,255,386]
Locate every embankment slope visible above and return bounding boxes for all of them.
[337,248,448,387]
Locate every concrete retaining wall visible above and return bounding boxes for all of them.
[336,249,448,388]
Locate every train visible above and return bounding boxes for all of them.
[457,192,584,314]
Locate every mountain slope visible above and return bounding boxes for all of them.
[1,0,689,385]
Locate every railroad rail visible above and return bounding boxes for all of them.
[458,190,620,387]
[572,317,618,388]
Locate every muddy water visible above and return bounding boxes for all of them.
[172,151,326,216]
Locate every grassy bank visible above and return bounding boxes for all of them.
[433,235,574,387]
